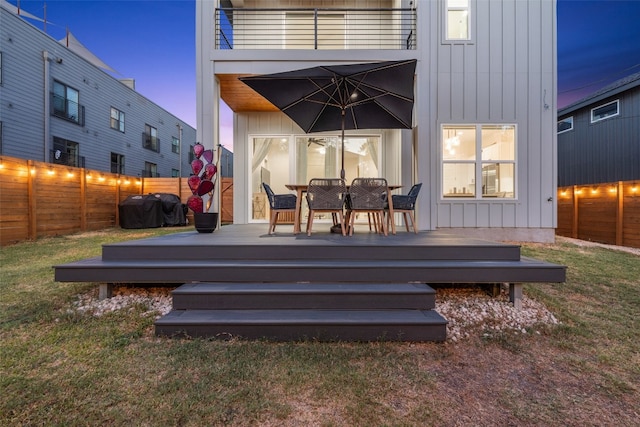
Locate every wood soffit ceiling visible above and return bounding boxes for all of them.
[218,74,279,113]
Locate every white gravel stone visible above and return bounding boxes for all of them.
[68,285,560,342]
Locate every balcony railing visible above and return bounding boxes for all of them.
[141,169,160,178]
[51,93,85,126]
[142,133,160,152]
[216,8,416,50]
[50,149,85,168]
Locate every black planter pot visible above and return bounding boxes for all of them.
[193,212,218,233]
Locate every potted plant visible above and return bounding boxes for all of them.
[187,143,218,233]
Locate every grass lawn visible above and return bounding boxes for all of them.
[1,228,639,426]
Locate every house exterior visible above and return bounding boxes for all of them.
[557,71,640,187]
[0,3,195,178]
[197,0,558,242]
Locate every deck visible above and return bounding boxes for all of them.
[54,225,566,341]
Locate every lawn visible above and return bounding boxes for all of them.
[1,228,638,426]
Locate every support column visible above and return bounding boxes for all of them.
[508,283,523,310]
[98,283,113,300]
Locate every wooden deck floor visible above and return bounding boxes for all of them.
[54,224,565,288]
[53,225,566,341]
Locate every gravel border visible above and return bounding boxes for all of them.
[69,285,559,343]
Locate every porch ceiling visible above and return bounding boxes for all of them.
[218,74,279,113]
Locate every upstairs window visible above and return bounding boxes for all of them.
[110,107,125,132]
[171,136,180,154]
[52,81,84,125]
[143,124,159,152]
[591,100,619,123]
[557,117,574,134]
[446,0,470,41]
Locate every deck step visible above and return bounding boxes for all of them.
[155,309,448,342]
[171,282,436,310]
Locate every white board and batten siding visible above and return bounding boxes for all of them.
[425,0,557,241]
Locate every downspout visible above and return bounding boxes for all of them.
[43,50,51,162]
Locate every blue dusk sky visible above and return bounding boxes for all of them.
[7,0,640,151]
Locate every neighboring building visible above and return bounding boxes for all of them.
[557,72,640,186]
[197,0,558,242]
[0,3,196,178]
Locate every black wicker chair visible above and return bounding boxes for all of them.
[387,183,422,233]
[345,178,389,236]
[306,178,347,236]
[262,182,297,234]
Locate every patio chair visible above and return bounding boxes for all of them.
[386,183,422,234]
[306,178,347,236]
[345,178,389,236]
[262,182,297,234]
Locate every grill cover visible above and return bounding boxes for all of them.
[156,193,187,226]
[119,194,164,229]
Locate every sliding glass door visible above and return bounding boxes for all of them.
[250,134,381,222]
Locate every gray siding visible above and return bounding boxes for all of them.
[434,0,557,230]
[0,7,196,178]
[558,87,640,186]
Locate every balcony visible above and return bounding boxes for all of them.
[142,133,160,152]
[51,93,85,126]
[216,8,416,50]
[141,169,160,178]
[50,149,85,168]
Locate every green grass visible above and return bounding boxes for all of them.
[1,229,639,426]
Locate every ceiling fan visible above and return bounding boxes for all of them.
[307,138,326,147]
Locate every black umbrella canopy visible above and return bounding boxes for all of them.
[240,59,417,178]
[240,60,416,132]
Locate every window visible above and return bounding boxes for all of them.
[143,162,158,177]
[171,136,180,154]
[111,152,125,174]
[442,125,516,199]
[143,124,159,152]
[591,100,619,123]
[52,137,84,167]
[285,12,346,49]
[446,0,470,40]
[110,107,125,132]
[52,81,83,125]
[557,117,573,134]
[188,145,195,162]
[171,168,180,177]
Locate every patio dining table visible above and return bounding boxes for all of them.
[285,183,402,235]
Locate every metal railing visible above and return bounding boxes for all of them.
[216,8,417,50]
[50,93,85,126]
[141,169,160,178]
[50,149,85,168]
[142,133,160,152]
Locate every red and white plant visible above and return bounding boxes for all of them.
[186,143,218,214]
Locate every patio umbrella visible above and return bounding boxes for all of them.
[240,59,416,179]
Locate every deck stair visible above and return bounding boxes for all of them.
[53,225,567,342]
[155,282,447,341]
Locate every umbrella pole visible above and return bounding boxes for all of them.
[340,109,345,180]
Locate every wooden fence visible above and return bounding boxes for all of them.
[556,181,640,249]
[3,155,637,248]
[0,156,233,246]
